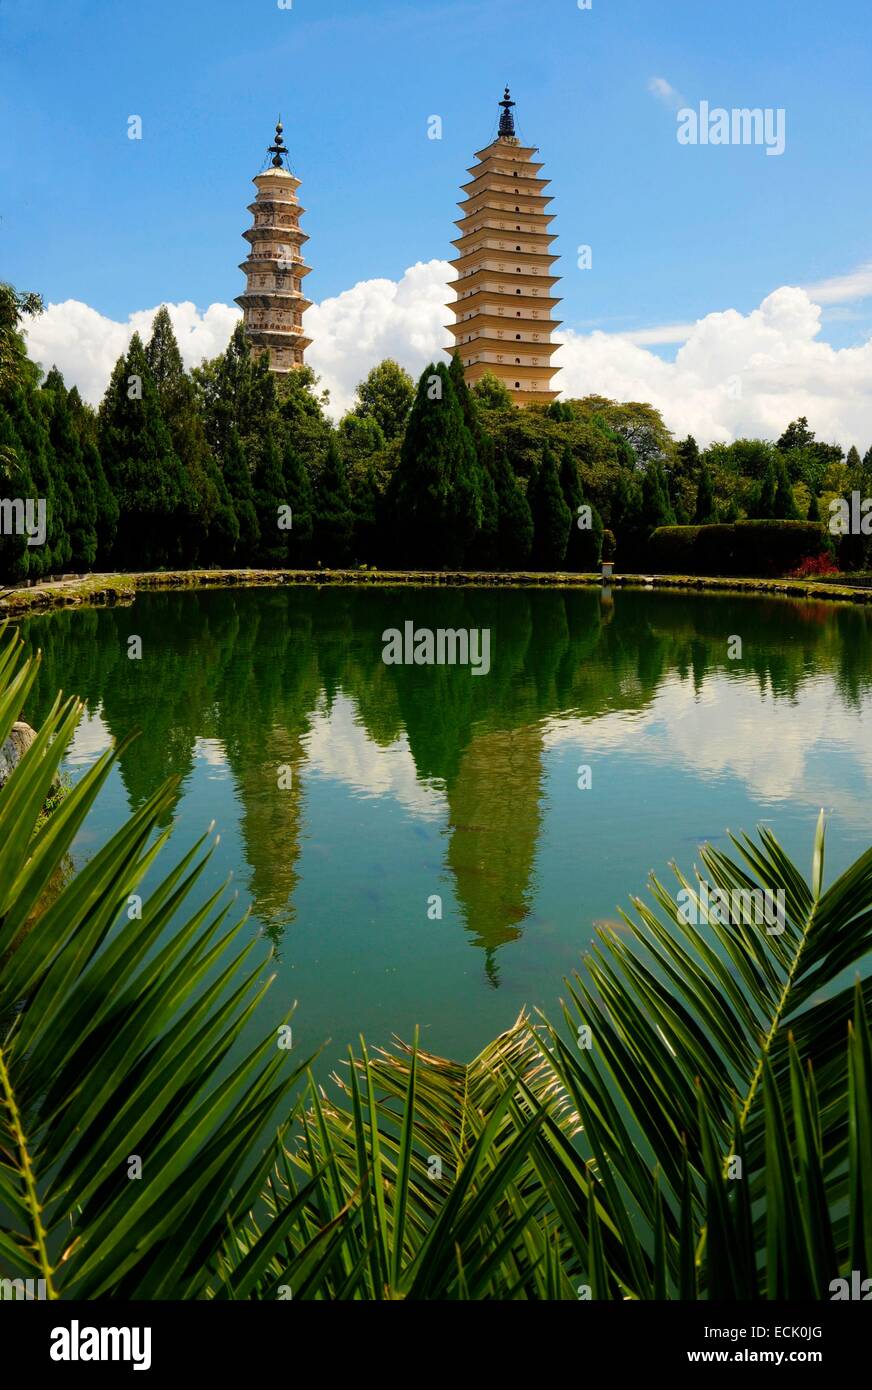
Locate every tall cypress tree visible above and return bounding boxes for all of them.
[67,386,118,564]
[529,447,571,571]
[146,306,234,565]
[3,372,70,577]
[41,367,98,570]
[252,432,289,567]
[562,453,603,571]
[222,428,259,561]
[388,362,482,568]
[694,462,717,524]
[773,453,799,519]
[840,445,871,569]
[752,457,778,519]
[641,461,676,534]
[282,442,314,567]
[448,353,497,566]
[0,405,37,582]
[98,334,187,568]
[313,437,353,566]
[491,448,533,569]
[560,446,602,570]
[350,461,382,565]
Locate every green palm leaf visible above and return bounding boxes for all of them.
[0,629,312,1298]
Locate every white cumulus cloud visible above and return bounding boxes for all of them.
[21,261,872,448]
[306,260,453,416]
[24,300,242,406]
[556,286,872,447]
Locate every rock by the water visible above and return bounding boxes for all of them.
[0,722,60,793]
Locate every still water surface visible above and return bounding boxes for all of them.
[19,585,872,1070]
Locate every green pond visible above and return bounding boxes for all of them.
[18,585,872,1071]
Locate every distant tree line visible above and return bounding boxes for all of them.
[2,281,871,583]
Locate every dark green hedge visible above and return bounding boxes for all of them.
[646,521,830,578]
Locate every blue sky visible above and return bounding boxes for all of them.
[3,0,871,339]
[3,0,872,447]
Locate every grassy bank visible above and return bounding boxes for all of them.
[3,566,872,617]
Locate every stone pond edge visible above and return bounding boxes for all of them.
[2,568,872,618]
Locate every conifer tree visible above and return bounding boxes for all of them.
[222,427,259,560]
[68,386,119,564]
[611,468,645,561]
[752,457,778,519]
[559,447,588,569]
[146,306,227,563]
[388,363,482,568]
[282,442,314,567]
[313,437,353,566]
[98,334,187,568]
[42,367,98,570]
[350,461,382,565]
[3,372,70,577]
[0,405,36,581]
[773,453,799,519]
[641,461,676,534]
[449,353,497,566]
[561,448,603,571]
[253,432,289,567]
[195,323,276,463]
[694,462,717,524]
[491,448,533,569]
[841,445,872,569]
[677,435,701,473]
[529,447,571,570]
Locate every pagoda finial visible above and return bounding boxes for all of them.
[498,85,516,139]
[268,118,289,169]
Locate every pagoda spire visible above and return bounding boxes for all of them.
[498,86,516,139]
[235,127,313,376]
[267,118,290,170]
[445,93,562,408]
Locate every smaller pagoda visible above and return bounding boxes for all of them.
[236,121,313,375]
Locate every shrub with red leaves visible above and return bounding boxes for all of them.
[788,553,840,579]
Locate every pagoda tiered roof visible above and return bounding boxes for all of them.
[446,91,562,407]
[237,122,313,376]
